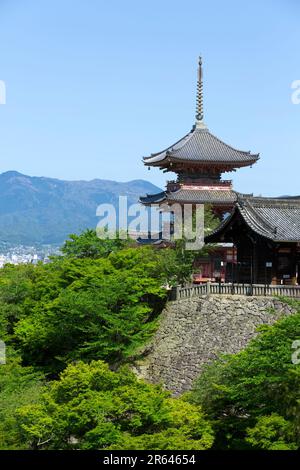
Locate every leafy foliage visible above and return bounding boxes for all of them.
[1,226,299,451]
[1,248,166,374]
[189,308,300,449]
[0,350,43,449]
[245,414,298,450]
[15,360,214,450]
[61,229,132,259]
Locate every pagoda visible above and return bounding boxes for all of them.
[140,57,259,216]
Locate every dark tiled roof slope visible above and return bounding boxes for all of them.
[143,128,259,166]
[207,196,300,242]
[239,197,300,242]
[140,188,238,205]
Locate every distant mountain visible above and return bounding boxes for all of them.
[0,171,161,245]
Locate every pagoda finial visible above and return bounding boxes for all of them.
[196,56,204,123]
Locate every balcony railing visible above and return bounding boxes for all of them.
[166,179,233,191]
[170,283,300,300]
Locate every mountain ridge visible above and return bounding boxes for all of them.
[0,171,161,245]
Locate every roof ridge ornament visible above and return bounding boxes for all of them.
[195,56,207,129]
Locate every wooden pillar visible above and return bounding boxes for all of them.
[271,244,278,285]
[297,246,300,285]
[291,244,297,285]
[252,240,258,284]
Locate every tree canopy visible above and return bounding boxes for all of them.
[15,360,214,450]
[0,226,299,451]
[0,246,169,375]
[189,307,300,450]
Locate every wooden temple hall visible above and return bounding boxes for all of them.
[206,196,300,285]
[139,58,300,286]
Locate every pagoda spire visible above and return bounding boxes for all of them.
[195,56,206,127]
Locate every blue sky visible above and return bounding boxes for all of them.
[0,0,299,196]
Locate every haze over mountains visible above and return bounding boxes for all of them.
[0,171,298,248]
[0,171,161,246]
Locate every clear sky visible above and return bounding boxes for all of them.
[0,0,299,196]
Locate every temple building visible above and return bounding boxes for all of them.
[206,196,300,285]
[139,58,258,281]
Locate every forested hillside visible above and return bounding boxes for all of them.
[0,230,299,450]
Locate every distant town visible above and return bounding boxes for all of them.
[0,244,60,267]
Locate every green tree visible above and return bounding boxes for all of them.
[0,263,37,339]
[61,229,131,259]
[189,307,300,449]
[245,414,298,450]
[16,360,214,450]
[12,248,167,374]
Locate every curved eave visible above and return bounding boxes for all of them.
[206,198,300,243]
[137,238,166,245]
[238,205,276,241]
[143,130,193,163]
[143,127,260,168]
[139,191,167,205]
[143,155,259,168]
[140,189,238,206]
[205,205,277,243]
[205,209,238,243]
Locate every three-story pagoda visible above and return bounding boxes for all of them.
[140,58,259,216]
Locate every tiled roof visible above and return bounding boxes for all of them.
[167,188,237,204]
[139,191,167,204]
[144,127,259,167]
[207,196,300,242]
[140,188,238,205]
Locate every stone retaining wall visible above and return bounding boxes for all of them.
[133,295,296,395]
